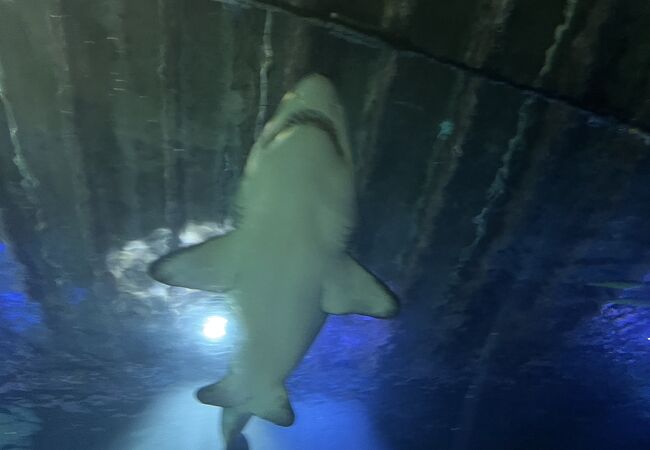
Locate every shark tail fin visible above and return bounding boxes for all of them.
[148,232,240,292]
[222,408,251,450]
[321,254,399,318]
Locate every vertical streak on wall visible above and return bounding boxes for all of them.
[464,0,516,67]
[355,50,397,193]
[0,58,45,232]
[538,0,579,85]
[402,0,519,287]
[452,3,581,448]
[45,0,95,263]
[458,0,580,278]
[105,0,142,237]
[0,208,5,242]
[449,99,534,450]
[274,15,311,94]
[547,0,615,99]
[401,75,478,283]
[255,10,274,139]
[455,98,531,271]
[158,0,179,232]
[380,0,414,30]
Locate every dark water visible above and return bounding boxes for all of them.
[1,1,650,449]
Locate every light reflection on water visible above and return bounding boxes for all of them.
[0,220,396,449]
[111,383,389,450]
[105,221,242,355]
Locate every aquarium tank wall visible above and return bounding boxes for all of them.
[1,1,649,449]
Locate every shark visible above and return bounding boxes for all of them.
[149,74,399,450]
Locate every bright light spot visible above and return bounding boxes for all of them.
[179,221,234,246]
[202,316,228,340]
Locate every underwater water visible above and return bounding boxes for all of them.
[1,1,650,449]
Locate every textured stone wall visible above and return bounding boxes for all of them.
[0,1,649,449]
[265,0,650,130]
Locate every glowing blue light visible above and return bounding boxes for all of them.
[202,315,228,341]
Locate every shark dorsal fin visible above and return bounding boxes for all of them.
[148,232,240,293]
[321,255,399,318]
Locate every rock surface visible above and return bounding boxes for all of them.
[0,1,649,449]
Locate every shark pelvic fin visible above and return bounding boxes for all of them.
[196,375,247,408]
[249,385,295,427]
[197,378,295,427]
[321,255,399,318]
[148,232,239,292]
[198,379,295,427]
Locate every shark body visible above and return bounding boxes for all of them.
[149,74,398,449]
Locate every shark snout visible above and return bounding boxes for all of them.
[292,74,343,123]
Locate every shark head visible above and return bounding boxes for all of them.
[255,74,353,164]
[285,74,344,126]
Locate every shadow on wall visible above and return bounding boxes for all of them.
[111,383,389,450]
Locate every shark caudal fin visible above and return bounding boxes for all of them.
[321,255,399,318]
[148,231,240,292]
[222,408,251,450]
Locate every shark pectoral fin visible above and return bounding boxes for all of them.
[250,386,295,427]
[148,232,240,292]
[321,255,399,318]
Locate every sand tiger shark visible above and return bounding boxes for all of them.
[149,74,399,450]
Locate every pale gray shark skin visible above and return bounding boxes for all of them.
[149,74,399,450]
